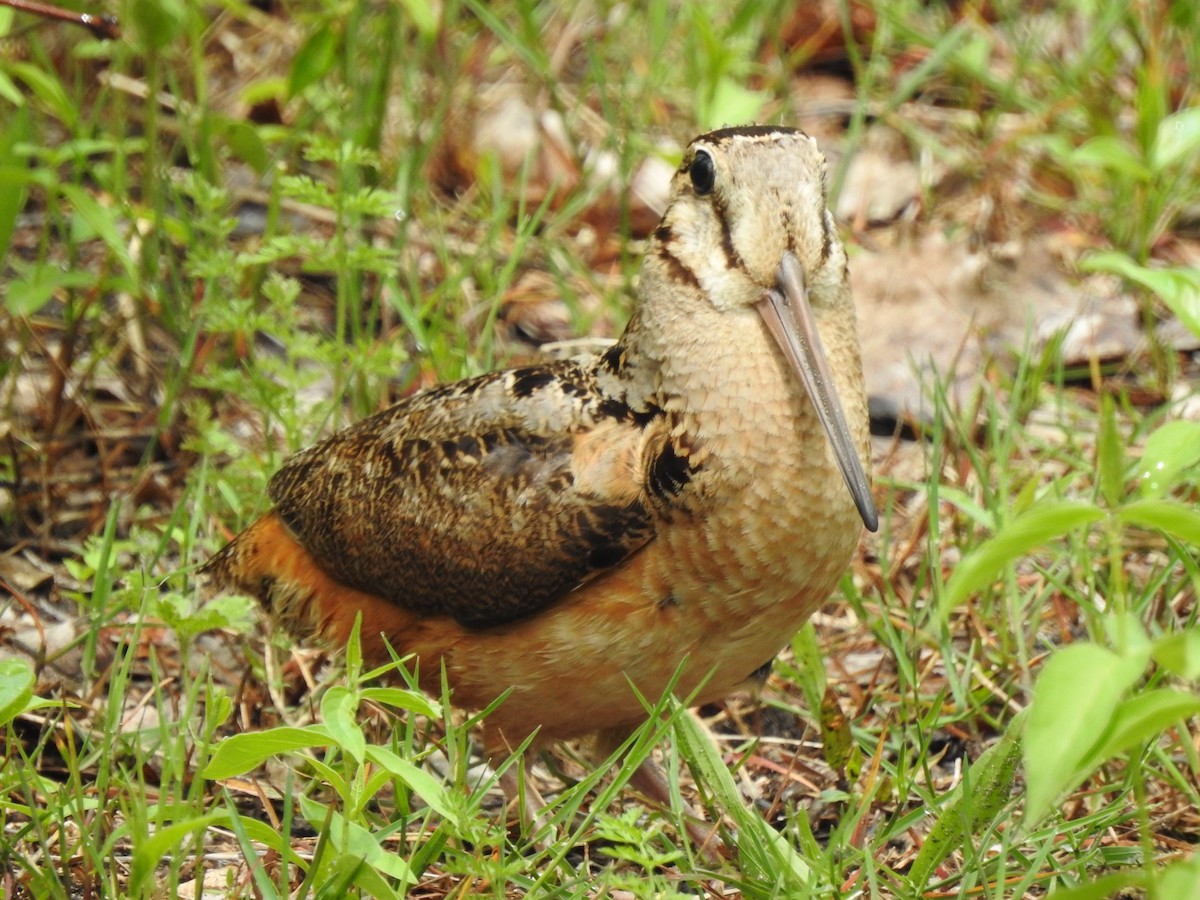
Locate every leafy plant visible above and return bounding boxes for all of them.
[201,621,470,897]
[1042,106,1200,260]
[939,397,1200,891]
[1081,251,1200,342]
[0,658,46,727]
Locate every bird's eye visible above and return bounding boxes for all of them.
[689,150,715,196]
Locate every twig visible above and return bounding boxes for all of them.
[0,0,119,39]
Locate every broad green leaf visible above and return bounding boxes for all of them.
[5,267,94,316]
[128,0,186,50]
[46,137,127,163]
[1037,133,1076,166]
[1096,394,1123,507]
[364,745,459,825]
[297,795,413,888]
[301,753,347,800]
[397,0,439,39]
[204,685,233,736]
[288,27,339,99]
[321,686,365,764]
[1118,498,1200,545]
[0,658,35,727]
[1134,61,1168,157]
[1023,643,1146,825]
[58,183,136,278]
[940,501,1105,618]
[202,725,333,778]
[1081,252,1200,338]
[222,120,270,175]
[1159,853,1200,898]
[240,75,287,108]
[936,485,996,531]
[908,711,1024,889]
[701,77,766,131]
[1071,136,1150,180]
[340,861,404,900]
[1084,689,1200,770]
[1103,611,1150,658]
[949,30,992,77]
[1136,420,1200,498]
[153,593,255,638]
[1152,629,1200,679]
[0,107,32,258]
[1152,107,1200,172]
[0,71,21,106]
[5,61,77,128]
[235,815,294,855]
[1153,273,1200,341]
[359,686,439,718]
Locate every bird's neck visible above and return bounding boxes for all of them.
[596,275,870,506]
[597,275,869,614]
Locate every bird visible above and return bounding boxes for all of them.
[203,124,879,846]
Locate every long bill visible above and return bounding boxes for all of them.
[756,251,879,533]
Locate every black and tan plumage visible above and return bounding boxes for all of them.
[204,125,878,841]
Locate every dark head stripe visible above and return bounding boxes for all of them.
[694,125,803,145]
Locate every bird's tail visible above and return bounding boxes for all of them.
[201,512,416,666]
[199,514,275,603]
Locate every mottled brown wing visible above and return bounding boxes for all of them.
[266,361,657,629]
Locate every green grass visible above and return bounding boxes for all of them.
[2,0,1199,896]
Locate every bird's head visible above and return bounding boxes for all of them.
[649,125,878,531]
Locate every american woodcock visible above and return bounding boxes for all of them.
[204,125,878,840]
